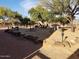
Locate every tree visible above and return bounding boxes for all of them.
[56,16,69,25]
[0,7,20,27]
[28,8,39,21]
[0,7,6,16]
[28,5,49,22]
[39,0,79,32]
[0,7,16,17]
[6,9,15,18]
[22,17,30,25]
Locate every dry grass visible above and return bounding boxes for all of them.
[39,26,79,59]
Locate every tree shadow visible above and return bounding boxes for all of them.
[0,27,54,59]
[19,27,55,41]
[0,29,42,59]
[68,49,79,59]
[27,51,50,59]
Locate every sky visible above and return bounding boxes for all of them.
[0,0,79,20]
[0,0,38,17]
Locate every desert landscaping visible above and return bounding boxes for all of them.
[0,0,79,59]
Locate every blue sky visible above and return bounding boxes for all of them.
[0,0,79,19]
[0,0,38,17]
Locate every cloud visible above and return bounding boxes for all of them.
[20,0,38,11]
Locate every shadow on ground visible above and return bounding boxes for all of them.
[19,27,55,41]
[27,51,50,59]
[0,27,54,59]
[68,49,79,59]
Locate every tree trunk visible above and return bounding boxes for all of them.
[70,20,75,32]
